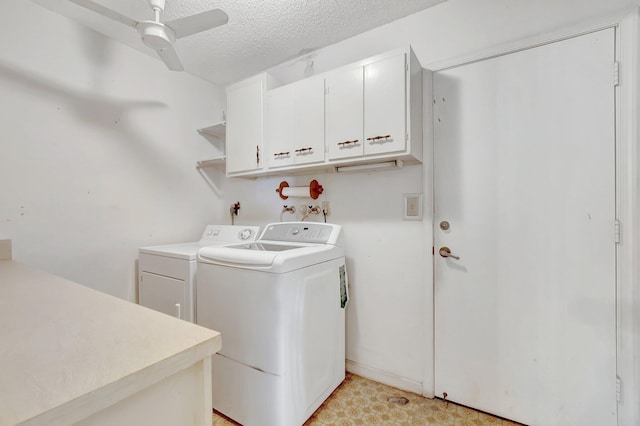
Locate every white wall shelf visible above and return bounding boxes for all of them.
[197,121,226,169]
[197,121,226,139]
[196,156,226,169]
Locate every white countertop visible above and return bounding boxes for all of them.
[0,260,221,425]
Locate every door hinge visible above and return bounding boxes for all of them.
[614,62,620,87]
[615,219,621,244]
[616,376,622,402]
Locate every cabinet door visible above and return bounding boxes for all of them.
[267,85,295,168]
[292,78,325,165]
[364,54,406,156]
[139,272,186,320]
[226,76,264,174]
[326,67,364,160]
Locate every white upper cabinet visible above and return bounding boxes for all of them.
[225,74,268,175]
[267,77,325,169]
[327,52,408,161]
[363,54,407,156]
[224,46,425,177]
[326,67,364,160]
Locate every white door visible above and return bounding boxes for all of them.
[434,28,617,425]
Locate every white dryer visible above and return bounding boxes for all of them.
[196,222,347,426]
[138,225,259,322]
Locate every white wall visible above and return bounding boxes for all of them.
[0,1,225,300]
[224,0,639,399]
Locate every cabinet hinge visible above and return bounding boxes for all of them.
[405,133,409,142]
[616,376,622,403]
[614,219,621,244]
[613,62,620,87]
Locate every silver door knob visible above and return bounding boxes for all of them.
[439,247,460,260]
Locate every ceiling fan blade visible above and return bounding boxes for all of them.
[155,42,184,71]
[165,9,229,39]
[68,0,138,28]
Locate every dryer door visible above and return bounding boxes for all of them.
[139,272,186,321]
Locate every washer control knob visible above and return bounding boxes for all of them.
[291,228,300,235]
[238,229,253,240]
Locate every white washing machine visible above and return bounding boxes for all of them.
[138,225,259,322]
[196,222,347,426]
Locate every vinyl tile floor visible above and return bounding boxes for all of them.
[212,373,522,425]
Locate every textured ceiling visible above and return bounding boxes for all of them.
[32,0,445,85]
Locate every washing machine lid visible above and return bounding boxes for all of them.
[139,225,260,260]
[198,241,344,273]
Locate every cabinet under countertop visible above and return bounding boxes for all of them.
[0,260,221,425]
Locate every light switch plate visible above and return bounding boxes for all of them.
[403,193,423,221]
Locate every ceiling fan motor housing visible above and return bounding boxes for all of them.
[138,22,175,49]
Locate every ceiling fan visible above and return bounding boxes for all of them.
[69,0,229,71]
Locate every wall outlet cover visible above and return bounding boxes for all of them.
[403,193,423,221]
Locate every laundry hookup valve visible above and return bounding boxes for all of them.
[231,202,241,216]
[230,202,241,224]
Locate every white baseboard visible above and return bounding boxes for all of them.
[345,359,430,397]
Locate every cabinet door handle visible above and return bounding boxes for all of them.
[273,152,290,157]
[366,135,391,142]
[337,139,359,146]
[294,147,313,153]
[175,303,181,319]
[256,145,260,166]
